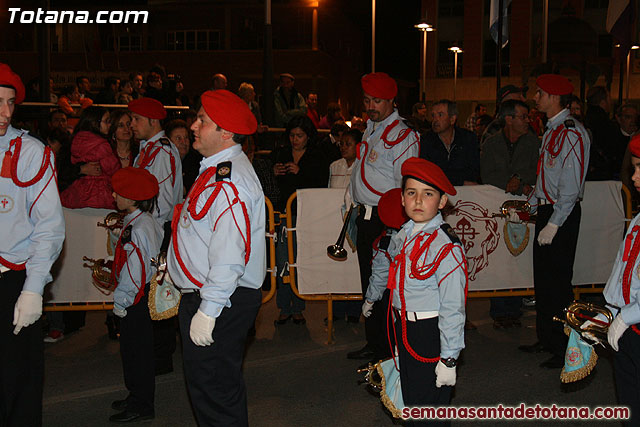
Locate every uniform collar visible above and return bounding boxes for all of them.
[124,208,142,223]
[405,212,443,235]
[0,125,22,149]
[547,108,569,128]
[199,144,242,174]
[141,130,165,148]
[368,109,400,134]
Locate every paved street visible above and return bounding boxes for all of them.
[43,296,621,426]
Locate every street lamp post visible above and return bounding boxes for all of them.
[627,45,640,101]
[414,21,435,102]
[448,46,463,101]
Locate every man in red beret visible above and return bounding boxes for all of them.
[0,63,65,426]
[129,97,183,226]
[600,134,640,425]
[345,72,419,363]
[167,89,265,426]
[518,74,591,369]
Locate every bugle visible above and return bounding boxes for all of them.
[97,211,125,231]
[553,300,613,346]
[327,205,354,261]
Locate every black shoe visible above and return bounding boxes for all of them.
[347,316,360,323]
[518,341,551,354]
[111,399,129,411]
[539,355,564,369]
[109,410,154,423]
[347,345,375,360]
[292,314,306,325]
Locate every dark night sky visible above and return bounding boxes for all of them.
[342,0,422,83]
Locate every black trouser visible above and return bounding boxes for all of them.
[0,270,43,427]
[179,287,261,427]
[119,283,155,414]
[533,203,581,357]
[356,206,393,359]
[154,221,178,372]
[396,316,451,427]
[614,328,640,427]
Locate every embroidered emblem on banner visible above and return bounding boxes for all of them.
[446,200,500,280]
[368,148,378,163]
[0,195,13,213]
[503,222,529,256]
[566,346,583,367]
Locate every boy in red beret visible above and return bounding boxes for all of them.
[109,167,163,423]
[365,157,467,417]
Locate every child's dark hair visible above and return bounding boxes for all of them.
[134,195,158,214]
[401,175,443,196]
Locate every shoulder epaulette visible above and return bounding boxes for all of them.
[440,223,461,245]
[215,161,232,181]
[121,225,133,245]
[158,137,172,146]
[564,119,575,128]
[379,234,391,251]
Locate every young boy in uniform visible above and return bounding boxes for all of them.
[109,167,163,423]
[364,157,467,420]
[601,134,640,426]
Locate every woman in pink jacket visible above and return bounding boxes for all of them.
[60,107,121,209]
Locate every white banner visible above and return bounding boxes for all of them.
[295,182,624,294]
[46,208,113,304]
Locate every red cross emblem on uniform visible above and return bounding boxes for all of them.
[0,198,8,208]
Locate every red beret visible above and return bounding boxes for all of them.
[630,134,640,158]
[361,72,397,100]
[401,157,456,196]
[128,97,167,120]
[200,89,258,135]
[0,63,25,104]
[536,74,574,96]
[112,167,159,201]
[378,188,409,230]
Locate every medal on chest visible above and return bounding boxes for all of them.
[546,153,556,168]
[368,148,378,163]
[0,195,14,213]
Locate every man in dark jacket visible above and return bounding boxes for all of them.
[420,99,480,186]
[585,86,623,180]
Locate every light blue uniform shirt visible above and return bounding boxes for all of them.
[603,213,640,326]
[113,209,163,312]
[0,126,65,294]
[368,213,466,359]
[365,228,397,303]
[534,109,590,227]
[134,130,183,225]
[349,110,419,206]
[168,144,266,318]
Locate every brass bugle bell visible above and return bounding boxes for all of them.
[491,200,536,222]
[97,211,125,230]
[82,256,116,295]
[553,300,613,346]
[327,205,354,262]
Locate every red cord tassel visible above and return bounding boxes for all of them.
[0,151,12,178]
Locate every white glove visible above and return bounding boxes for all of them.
[190,309,216,347]
[537,222,558,245]
[113,306,127,318]
[362,300,374,318]
[508,208,522,224]
[608,315,629,351]
[435,360,456,387]
[13,291,43,335]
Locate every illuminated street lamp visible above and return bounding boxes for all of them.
[448,45,463,101]
[415,20,435,102]
[628,45,640,100]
